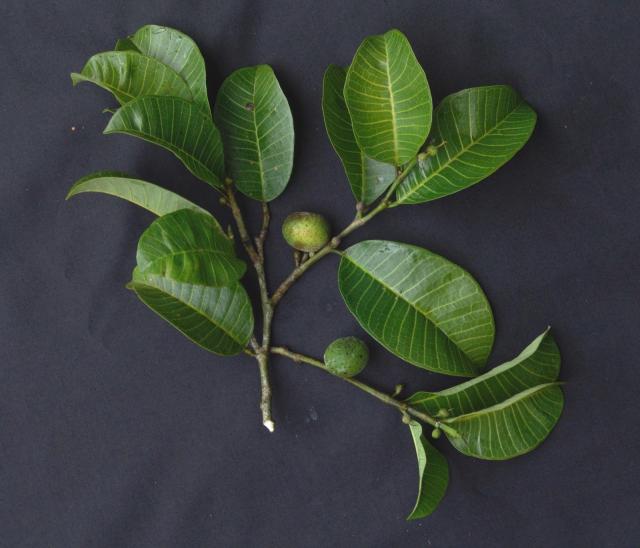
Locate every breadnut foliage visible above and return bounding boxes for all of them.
[67,25,564,520]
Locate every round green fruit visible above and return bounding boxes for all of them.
[282,212,330,252]
[323,336,369,377]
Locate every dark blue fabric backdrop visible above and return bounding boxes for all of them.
[1,1,638,546]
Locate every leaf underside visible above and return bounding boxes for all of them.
[396,85,537,204]
[407,329,560,416]
[344,29,431,166]
[214,65,294,201]
[338,240,494,376]
[136,209,246,287]
[104,95,224,188]
[322,64,395,204]
[66,172,212,218]
[445,383,564,460]
[407,421,449,520]
[407,330,563,460]
[129,270,253,356]
[71,50,193,105]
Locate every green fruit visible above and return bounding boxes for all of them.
[431,428,442,439]
[282,212,330,252]
[323,336,369,377]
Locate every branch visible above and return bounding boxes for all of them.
[225,181,275,432]
[270,345,458,437]
[255,201,270,260]
[270,156,418,306]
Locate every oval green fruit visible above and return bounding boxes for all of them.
[282,212,330,252]
[323,336,369,377]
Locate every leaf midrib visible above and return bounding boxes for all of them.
[250,68,268,200]
[382,35,400,166]
[445,382,561,423]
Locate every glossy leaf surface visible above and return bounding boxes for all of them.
[322,64,395,204]
[136,209,245,287]
[444,383,564,460]
[66,172,211,217]
[338,240,494,376]
[407,421,449,520]
[344,29,431,166]
[407,329,560,416]
[71,51,192,105]
[129,270,253,355]
[104,96,224,188]
[396,86,537,204]
[129,25,211,115]
[214,65,294,201]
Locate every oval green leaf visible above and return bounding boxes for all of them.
[136,209,245,287]
[322,64,396,204]
[344,29,431,166]
[70,50,193,105]
[129,25,211,115]
[66,172,212,218]
[406,329,560,416]
[104,96,224,189]
[407,421,449,520]
[214,65,294,201]
[443,383,564,460]
[395,86,537,204]
[338,240,494,376]
[128,270,253,356]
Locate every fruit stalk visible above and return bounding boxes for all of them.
[270,346,459,436]
[270,156,418,306]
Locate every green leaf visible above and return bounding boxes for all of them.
[395,86,537,204]
[443,383,564,460]
[136,209,245,287]
[114,37,139,52]
[128,25,211,115]
[214,65,294,201]
[70,51,193,105]
[104,96,224,188]
[406,329,560,416]
[407,421,449,520]
[338,240,494,376]
[66,171,212,217]
[322,64,396,204]
[344,29,431,166]
[128,270,253,356]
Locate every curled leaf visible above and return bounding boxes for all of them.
[66,171,211,217]
[136,209,246,287]
[104,96,224,188]
[407,421,449,520]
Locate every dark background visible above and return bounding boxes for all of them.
[1,0,639,546]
